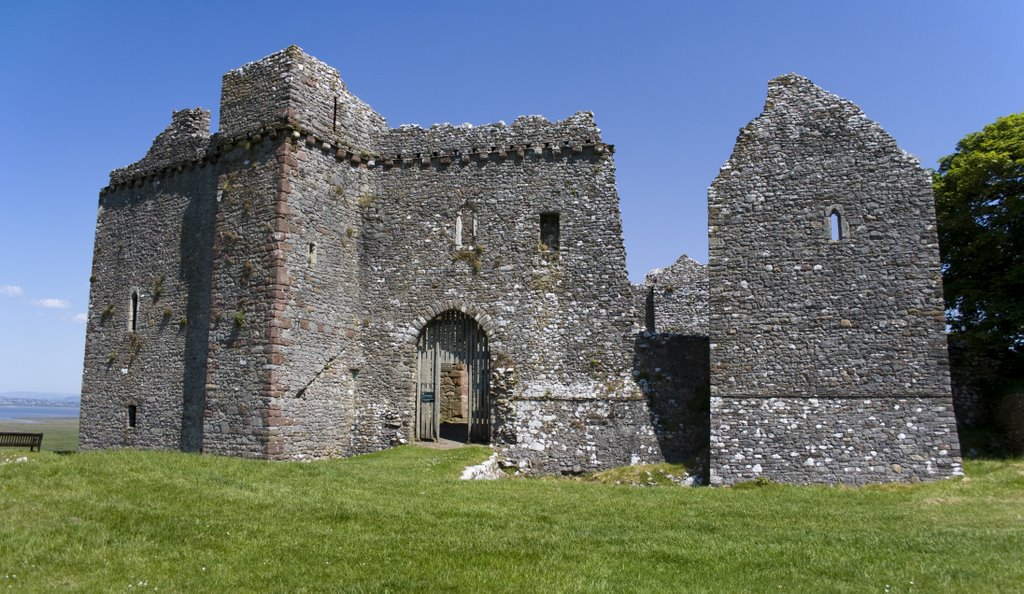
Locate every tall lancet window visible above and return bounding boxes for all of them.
[129,290,139,333]
[455,209,477,249]
[824,204,849,242]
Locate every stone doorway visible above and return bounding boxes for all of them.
[415,310,490,443]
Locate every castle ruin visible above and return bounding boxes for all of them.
[80,46,962,484]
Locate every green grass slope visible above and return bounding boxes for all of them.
[1,447,1022,592]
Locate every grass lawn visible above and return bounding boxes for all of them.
[1,447,1021,592]
[0,417,78,452]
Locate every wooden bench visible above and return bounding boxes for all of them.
[0,432,43,452]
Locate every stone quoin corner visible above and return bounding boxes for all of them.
[79,46,961,484]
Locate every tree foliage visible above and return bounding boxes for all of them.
[934,113,1024,356]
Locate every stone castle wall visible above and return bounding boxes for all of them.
[200,140,286,458]
[710,397,959,484]
[638,254,709,335]
[707,75,961,484]
[82,47,662,473]
[80,111,216,451]
[81,47,960,485]
[219,46,387,147]
[361,113,657,473]
[268,136,372,459]
[633,333,710,468]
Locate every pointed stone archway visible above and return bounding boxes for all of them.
[415,310,490,443]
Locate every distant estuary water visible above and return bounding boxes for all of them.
[0,406,80,421]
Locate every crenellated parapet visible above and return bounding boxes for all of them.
[377,112,612,167]
[102,114,614,198]
[220,45,387,149]
[101,123,374,198]
[109,108,211,186]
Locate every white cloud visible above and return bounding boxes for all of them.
[74,313,88,323]
[1,285,22,297]
[33,298,70,309]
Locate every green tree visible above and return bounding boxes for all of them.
[934,113,1024,357]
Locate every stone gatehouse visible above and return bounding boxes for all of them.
[80,46,961,484]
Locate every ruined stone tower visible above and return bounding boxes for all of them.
[80,46,678,473]
[707,75,961,484]
[80,47,960,484]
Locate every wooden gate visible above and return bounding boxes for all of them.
[416,310,490,442]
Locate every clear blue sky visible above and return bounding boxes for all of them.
[1,1,1021,394]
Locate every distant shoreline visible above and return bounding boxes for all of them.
[0,406,81,422]
[0,402,81,408]
[0,396,80,409]
[1,417,79,424]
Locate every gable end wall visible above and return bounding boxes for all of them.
[707,75,961,484]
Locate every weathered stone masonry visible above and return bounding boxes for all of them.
[707,75,961,484]
[80,109,216,452]
[80,46,960,484]
[81,46,680,473]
